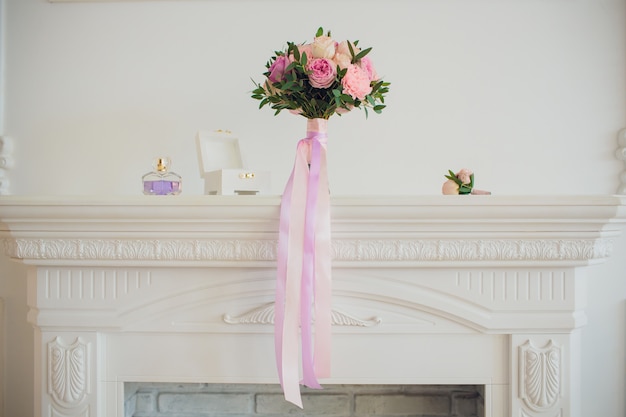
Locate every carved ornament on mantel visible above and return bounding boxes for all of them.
[222,302,382,327]
[0,195,624,267]
[1,236,615,265]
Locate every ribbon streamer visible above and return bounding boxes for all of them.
[275,118,332,408]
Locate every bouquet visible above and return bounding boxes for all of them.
[443,169,474,195]
[443,168,491,195]
[252,28,390,409]
[251,27,390,119]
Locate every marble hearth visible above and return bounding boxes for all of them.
[0,195,625,417]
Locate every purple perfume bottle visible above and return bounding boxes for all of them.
[142,157,182,195]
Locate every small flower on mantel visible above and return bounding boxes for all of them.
[442,168,491,195]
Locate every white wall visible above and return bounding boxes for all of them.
[1,0,625,416]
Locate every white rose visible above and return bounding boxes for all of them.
[311,36,336,59]
[333,52,352,70]
[336,40,360,59]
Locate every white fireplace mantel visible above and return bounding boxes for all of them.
[1,195,625,417]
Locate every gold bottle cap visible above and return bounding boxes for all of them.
[154,157,171,172]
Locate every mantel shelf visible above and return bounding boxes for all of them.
[1,195,625,267]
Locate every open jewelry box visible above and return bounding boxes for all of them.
[196,130,270,195]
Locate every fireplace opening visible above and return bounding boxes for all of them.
[124,383,485,417]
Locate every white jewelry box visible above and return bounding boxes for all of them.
[195,130,270,195]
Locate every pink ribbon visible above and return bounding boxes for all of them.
[275,118,332,408]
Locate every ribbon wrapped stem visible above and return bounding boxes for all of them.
[275,118,332,408]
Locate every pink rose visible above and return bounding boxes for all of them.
[456,169,473,185]
[311,36,336,59]
[307,58,337,89]
[341,64,372,100]
[359,56,378,81]
[442,180,459,195]
[268,55,290,83]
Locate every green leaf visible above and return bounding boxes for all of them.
[347,42,356,60]
[370,80,383,94]
[316,27,324,37]
[340,94,354,104]
[354,47,372,61]
[291,44,300,62]
[373,105,386,113]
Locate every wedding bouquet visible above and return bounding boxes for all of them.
[252,28,390,409]
[251,27,390,119]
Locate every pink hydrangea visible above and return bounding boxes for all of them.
[341,64,372,100]
[307,58,337,89]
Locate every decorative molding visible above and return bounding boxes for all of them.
[519,340,561,413]
[455,271,567,303]
[2,237,613,264]
[223,303,274,325]
[3,238,277,263]
[0,136,13,195]
[223,303,382,327]
[333,238,612,263]
[331,309,382,327]
[48,337,90,415]
[42,268,152,301]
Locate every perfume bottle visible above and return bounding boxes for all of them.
[142,157,182,195]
